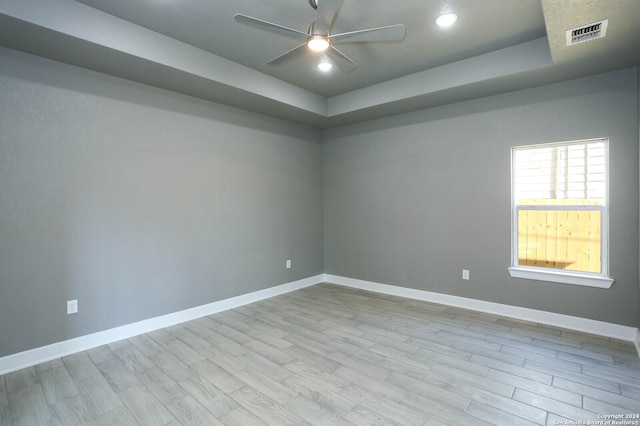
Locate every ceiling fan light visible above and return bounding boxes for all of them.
[317,60,333,72]
[435,13,458,27]
[307,36,329,52]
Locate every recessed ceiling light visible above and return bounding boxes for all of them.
[317,60,333,72]
[435,13,458,27]
[307,35,330,52]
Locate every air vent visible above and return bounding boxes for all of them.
[566,19,608,46]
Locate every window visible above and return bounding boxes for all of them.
[508,138,613,288]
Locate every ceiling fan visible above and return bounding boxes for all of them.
[234,0,405,71]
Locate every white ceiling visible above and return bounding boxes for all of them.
[1,0,639,128]
[72,0,547,98]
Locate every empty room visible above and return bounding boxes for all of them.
[1,0,639,425]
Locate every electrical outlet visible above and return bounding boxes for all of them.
[286,259,292,269]
[462,269,470,280]
[67,299,78,315]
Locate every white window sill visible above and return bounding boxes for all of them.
[508,267,614,289]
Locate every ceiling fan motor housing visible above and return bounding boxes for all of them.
[234,0,405,70]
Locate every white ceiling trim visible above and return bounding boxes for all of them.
[0,0,327,116]
[329,38,552,117]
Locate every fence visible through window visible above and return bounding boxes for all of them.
[517,207,601,273]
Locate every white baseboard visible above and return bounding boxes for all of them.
[324,274,640,356]
[3,272,638,375]
[0,274,324,375]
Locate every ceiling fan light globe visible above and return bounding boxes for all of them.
[307,36,329,52]
[435,13,458,27]
[317,61,333,72]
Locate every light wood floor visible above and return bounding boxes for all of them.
[1,283,639,425]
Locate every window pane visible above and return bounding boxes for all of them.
[514,142,605,206]
[517,209,601,273]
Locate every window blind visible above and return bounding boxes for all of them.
[514,141,605,205]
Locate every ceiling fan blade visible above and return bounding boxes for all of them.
[314,0,343,35]
[328,45,357,71]
[329,24,405,43]
[268,43,308,65]
[234,14,309,38]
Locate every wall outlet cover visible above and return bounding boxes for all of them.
[67,299,78,315]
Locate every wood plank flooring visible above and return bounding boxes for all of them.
[1,283,639,425]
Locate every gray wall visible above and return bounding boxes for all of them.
[324,67,640,327]
[0,47,324,357]
[1,45,638,360]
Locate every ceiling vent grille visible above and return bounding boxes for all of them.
[566,19,608,46]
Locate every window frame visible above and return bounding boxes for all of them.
[508,138,613,289]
